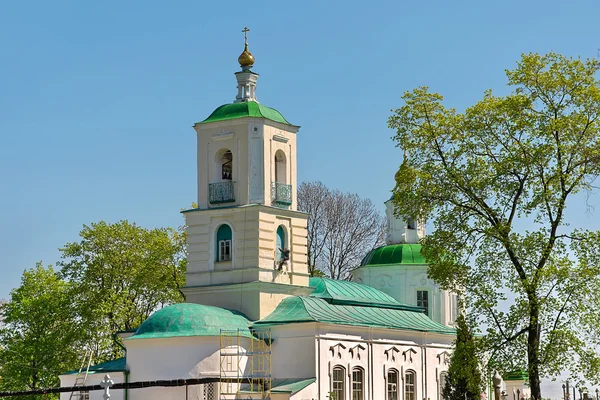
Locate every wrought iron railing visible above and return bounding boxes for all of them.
[209,181,235,204]
[271,182,292,207]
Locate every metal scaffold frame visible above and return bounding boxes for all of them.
[248,329,272,399]
[219,328,272,400]
[219,329,242,399]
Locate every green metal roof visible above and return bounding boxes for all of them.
[309,277,420,311]
[130,303,252,340]
[253,296,455,334]
[64,358,127,375]
[360,244,426,266]
[504,370,528,381]
[198,101,291,125]
[271,378,316,394]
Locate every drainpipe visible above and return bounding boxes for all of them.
[424,335,428,400]
[317,337,321,400]
[112,334,129,400]
[369,327,374,400]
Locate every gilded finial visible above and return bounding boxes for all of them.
[238,26,255,69]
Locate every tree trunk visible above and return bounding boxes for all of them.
[528,299,542,400]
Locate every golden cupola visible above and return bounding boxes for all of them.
[238,43,255,68]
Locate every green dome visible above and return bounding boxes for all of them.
[131,303,252,339]
[198,101,291,125]
[360,244,426,266]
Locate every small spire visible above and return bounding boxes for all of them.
[238,26,255,69]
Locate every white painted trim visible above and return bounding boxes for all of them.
[273,134,289,143]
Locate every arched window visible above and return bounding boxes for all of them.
[405,370,416,400]
[387,369,399,400]
[332,366,345,400]
[274,150,287,184]
[276,225,286,259]
[216,224,232,262]
[352,367,364,400]
[439,371,448,400]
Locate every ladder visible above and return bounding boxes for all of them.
[69,350,93,400]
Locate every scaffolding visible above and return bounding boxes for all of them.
[219,329,272,400]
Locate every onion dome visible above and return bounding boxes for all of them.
[238,43,255,68]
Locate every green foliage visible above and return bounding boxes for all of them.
[0,220,186,395]
[443,314,483,400]
[0,264,80,399]
[58,220,186,360]
[389,52,600,398]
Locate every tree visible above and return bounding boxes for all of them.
[0,264,81,399]
[58,220,186,361]
[298,181,386,279]
[443,313,483,400]
[388,52,600,398]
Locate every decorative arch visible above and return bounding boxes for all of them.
[274,150,287,184]
[387,368,400,400]
[331,365,345,400]
[215,224,232,262]
[352,366,365,400]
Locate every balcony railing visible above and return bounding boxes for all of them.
[271,182,292,207]
[209,181,235,204]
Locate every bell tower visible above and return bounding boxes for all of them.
[182,29,311,321]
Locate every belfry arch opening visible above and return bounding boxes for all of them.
[274,150,287,184]
[215,149,233,181]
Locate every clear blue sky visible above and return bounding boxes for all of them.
[1,1,599,391]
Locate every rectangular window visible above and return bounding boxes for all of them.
[451,294,458,322]
[417,290,429,316]
[79,393,89,400]
[333,367,345,400]
[387,370,399,400]
[405,371,416,400]
[219,240,231,261]
[352,368,364,400]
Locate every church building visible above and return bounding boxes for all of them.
[60,32,456,400]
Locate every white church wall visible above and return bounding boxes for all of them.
[313,324,453,400]
[125,336,233,379]
[125,336,248,400]
[289,383,317,400]
[354,265,455,326]
[59,372,125,400]
[268,323,317,379]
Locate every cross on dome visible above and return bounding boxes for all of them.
[238,26,255,69]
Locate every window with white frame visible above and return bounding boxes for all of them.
[439,371,448,400]
[405,370,416,400]
[219,240,231,261]
[417,290,429,316]
[352,367,364,400]
[450,293,457,321]
[387,369,399,400]
[332,366,345,400]
[216,224,232,262]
